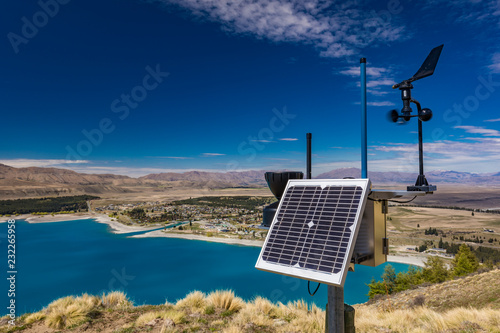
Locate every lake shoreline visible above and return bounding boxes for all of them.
[1,213,427,266]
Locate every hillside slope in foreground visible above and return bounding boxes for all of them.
[2,269,500,333]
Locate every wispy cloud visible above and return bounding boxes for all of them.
[368,125,500,173]
[339,64,396,103]
[279,138,298,141]
[251,139,275,143]
[366,79,396,89]
[202,153,226,157]
[151,0,406,58]
[424,0,500,28]
[339,66,391,78]
[489,53,500,73]
[367,89,389,96]
[454,125,500,137]
[368,101,395,107]
[149,156,193,160]
[0,159,89,168]
[484,118,500,122]
[354,101,395,107]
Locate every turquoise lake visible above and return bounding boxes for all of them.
[1,219,411,315]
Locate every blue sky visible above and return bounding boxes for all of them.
[1,0,500,177]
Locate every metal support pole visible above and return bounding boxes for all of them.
[307,133,312,180]
[418,119,424,178]
[326,285,344,333]
[360,58,367,179]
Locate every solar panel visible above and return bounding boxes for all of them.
[255,179,370,286]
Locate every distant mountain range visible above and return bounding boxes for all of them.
[1,163,499,199]
[316,168,500,185]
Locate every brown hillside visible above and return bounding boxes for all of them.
[359,268,500,312]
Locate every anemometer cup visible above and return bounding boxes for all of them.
[419,108,433,122]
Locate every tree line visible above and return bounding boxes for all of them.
[0,195,99,215]
[172,196,274,210]
[368,244,495,299]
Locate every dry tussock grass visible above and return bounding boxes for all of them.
[230,297,325,333]
[175,290,206,312]
[356,306,500,332]
[207,290,245,312]
[13,284,500,332]
[45,303,88,329]
[101,291,132,309]
[285,302,325,333]
[23,312,45,325]
[43,293,104,329]
[135,309,186,326]
[19,291,132,329]
[222,325,241,333]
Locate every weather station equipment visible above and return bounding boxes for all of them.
[256,45,444,333]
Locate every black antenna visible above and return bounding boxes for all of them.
[389,44,444,193]
[306,133,312,179]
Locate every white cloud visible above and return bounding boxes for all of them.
[202,153,226,157]
[424,0,500,24]
[366,79,396,88]
[0,159,89,168]
[339,66,391,78]
[251,139,274,143]
[368,101,395,107]
[484,118,500,122]
[151,156,193,159]
[368,125,500,173]
[279,138,298,141]
[367,89,389,96]
[489,53,500,73]
[340,65,397,102]
[454,125,500,137]
[153,0,406,58]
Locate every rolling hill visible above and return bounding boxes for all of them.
[1,163,500,201]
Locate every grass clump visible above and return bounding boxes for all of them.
[101,291,132,309]
[27,292,132,330]
[45,303,88,329]
[175,290,206,313]
[355,306,500,333]
[207,290,244,312]
[23,312,45,325]
[204,304,215,315]
[135,309,185,327]
[43,294,103,329]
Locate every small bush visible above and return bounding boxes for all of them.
[411,294,426,308]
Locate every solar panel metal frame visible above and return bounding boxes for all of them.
[255,179,370,287]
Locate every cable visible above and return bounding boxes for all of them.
[388,196,418,204]
[367,191,418,204]
[308,280,321,296]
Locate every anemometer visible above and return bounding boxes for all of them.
[390,44,444,193]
